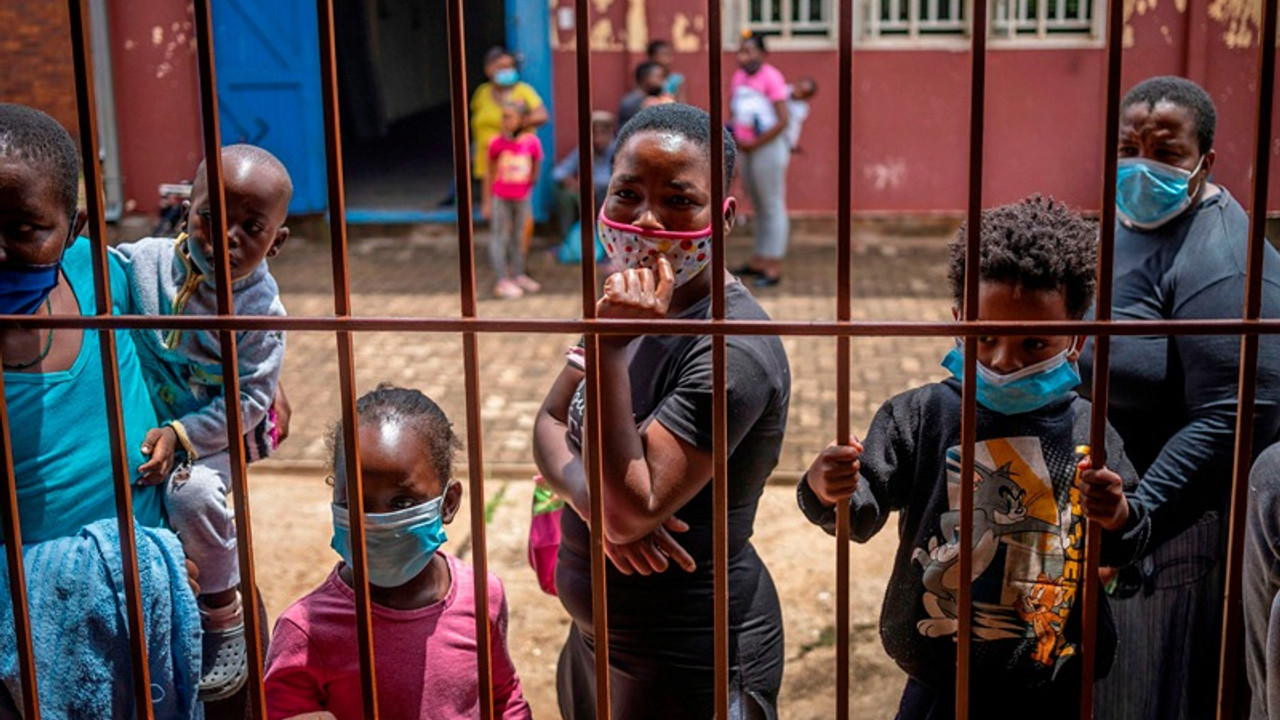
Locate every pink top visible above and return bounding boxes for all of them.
[264,554,532,720]
[488,133,544,201]
[729,63,789,143]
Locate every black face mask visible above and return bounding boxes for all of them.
[646,86,664,97]
[741,60,763,74]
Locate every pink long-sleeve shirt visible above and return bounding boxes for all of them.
[264,554,532,720]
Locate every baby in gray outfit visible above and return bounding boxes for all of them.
[112,143,290,702]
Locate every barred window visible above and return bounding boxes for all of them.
[860,0,1099,41]
[734,0,837,46]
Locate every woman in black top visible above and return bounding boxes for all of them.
[533,104,791,720]
[1083,75,1280,720]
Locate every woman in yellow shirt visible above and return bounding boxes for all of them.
[470,47,549,183]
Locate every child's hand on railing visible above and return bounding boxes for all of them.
[1077,456,1131,532]
[806,438,864,507]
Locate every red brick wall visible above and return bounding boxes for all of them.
[0,1,79,138]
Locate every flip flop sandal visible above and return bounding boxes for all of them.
[198,619,248,702]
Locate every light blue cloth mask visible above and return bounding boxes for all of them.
[1116,156,1203,230]
[493,68,520,87]
[942,345,1081,415]
[331,496,448,588]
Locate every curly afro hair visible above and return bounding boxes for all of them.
[614,103,738,193]
[328,384,462,492]
[1122,76,1217,154]
[946,195,1098,319]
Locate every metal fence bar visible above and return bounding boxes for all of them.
[441,2,497,717]
[12,314,1280,338]
[65,0,156,715]
[189,0,269,714]
[571,0,611,716]
[956,0,990,709]
[1218,0,1278,713]
[0,373,39,719]
[1078,0,1125,708]
[316,0,381,716]
[834,0,855,713]
[707,0,730,713]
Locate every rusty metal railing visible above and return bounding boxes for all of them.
[0,0,1276,717]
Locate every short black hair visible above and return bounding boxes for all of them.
[1121,76,1217,153]
[635,61,665,86]
[946,195,1098,318]
[741,33,768,53]
[614,103,738,193]
[328,384,462,490]
[0,104,81,217]
[484,46,512,68]
[647,39,672,58]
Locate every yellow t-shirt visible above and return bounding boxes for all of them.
[470,81,544,180]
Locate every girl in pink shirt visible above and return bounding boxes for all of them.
[264,386,531,720]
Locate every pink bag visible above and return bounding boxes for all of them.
[527,476,564,596]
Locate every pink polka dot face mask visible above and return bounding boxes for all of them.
[598,208,717,287]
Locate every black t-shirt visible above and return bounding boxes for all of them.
[1080,189,1280,549]
[798,380,1149,699]
[557,281,790,626]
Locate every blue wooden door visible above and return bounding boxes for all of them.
[211,0,326,214]
[508,0,554,222]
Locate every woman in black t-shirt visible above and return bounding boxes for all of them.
[532,104,791,720]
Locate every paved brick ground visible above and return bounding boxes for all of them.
[263,223,957,477]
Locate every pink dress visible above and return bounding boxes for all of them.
[264,553,532,720]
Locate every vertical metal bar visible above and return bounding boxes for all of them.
[708,0,729,714]
[316,1,381,717]
[0,376,39,719]
[956,0,988,711]
[703,20,734,720]
[834,0,855,714]
[442,3,496,716]
[189,1,268,715]
[572,0,611,717]
[1079,0,1125,712]
[1218,0,1277,714]
[66,2,156,716]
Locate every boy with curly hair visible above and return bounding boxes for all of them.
[797,196,1153,718]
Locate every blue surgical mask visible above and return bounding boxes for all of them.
[493,68,519,87]
[942,344,1081,415]
[1116,156,1204,230]
[331,495,448,588]
[0,260,61,315]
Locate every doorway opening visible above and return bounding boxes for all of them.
[334,0,505,221]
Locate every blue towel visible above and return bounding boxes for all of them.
[0,519,203,719]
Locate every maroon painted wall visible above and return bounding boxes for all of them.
[7,0,1273,217]
[550,0,1280,216]
[106,3,204,214]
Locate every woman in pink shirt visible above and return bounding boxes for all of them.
[729,33,791,288]
[263,386,531,720]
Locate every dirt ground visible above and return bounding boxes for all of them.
[249,470,907,719]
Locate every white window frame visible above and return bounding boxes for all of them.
[852,0,1105,47]
[727,0,840,50]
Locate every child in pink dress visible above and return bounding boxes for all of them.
[483,101,544,299]
[264,386,531,720]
